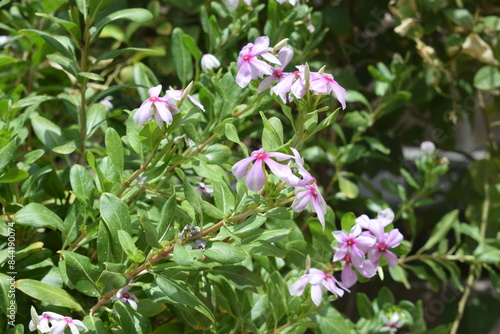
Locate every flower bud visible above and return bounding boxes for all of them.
[201,54,221,73]
[420,141,435,156]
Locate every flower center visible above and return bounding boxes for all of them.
[149,97,159,102]
[64,317,73,324]
[377,243,387,252]
[243,54,252,62]
[122,293,130,300]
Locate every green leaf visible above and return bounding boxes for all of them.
[0,168,28,183]
[224,123,248,156]
[340,212,356,232]
[182,34,203,63]
[114,301,152,334]
[202,144,231,164]
[96,263,128,291]
[261,115,283,151]
[444,8,474,30]
[338,175,359,199]
[70,164,95,204]
[474,66,500,90]
[139,121,162,151]
[96,47,154,62]
[0,55,19,68]
[203,242,247,264]
[100,193,132,262]
[30,115,64,150]
[376,286,395,308]
[86,103,107,137]
[105,127,124,177]
[12,95,57,108]
[400,168,419,189]
[418,210,458,254]
[78,71,104,82]
[182,177,203,221]
[171,27,193,86]
[474,243,500,264]
[59,251,101,297]
[356,293,375,319]
[118,229,145,263]
[173,244,196,266]
[155,275,215,321]
[14,203,63,230]
[16,279,82,311]
[140,219,162,249]
[208,266,267,294]
[19,29,75,58]
[0,139,17,172]
[157,193,176,242]
[92,8,153,40]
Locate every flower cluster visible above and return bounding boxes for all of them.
[232,147,328,229]
[288,209,403,306]
[236,36,348,109]
[30,311,88,334]
[334,208,403,288]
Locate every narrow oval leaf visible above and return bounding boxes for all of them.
[105,127,124,176]
[93,9,153,40]
[203,242,247,264]
[16,279,83,311]
[156,275,214,322]
[59,251,101,297]
[418,210,458,254]
[14,203,63,230]
[0,168,28,183]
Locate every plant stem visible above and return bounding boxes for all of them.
[77,17,92,165]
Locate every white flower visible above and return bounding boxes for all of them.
[29,310,88,334]
[201,54,221,73]
[113,285,139,310]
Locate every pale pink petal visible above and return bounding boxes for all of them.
[236,62,253,88]
[310,284,323,306]
[378,208,395,226]
[311,196,326,229]
[384,250,399,268]
[148,84,162,97]
[289,275,310,296]
[249,58,274,77]
[386,229,403,247]
[331,82,347,110]
[278,46,294,68]
[264,159,293,181]
[154,101,173,125]
[257,75,277,92]
[355,214,371,229]
[232,156,256,179]
[358,259,377,277]
[267,152,292,161]
[251,36,270,54]
[134,101,153,125]
[308,268,326,284]
[165,89,182,100]
[260,52,281,65]
[292,187,312,212]
[341,264,357,288]
[332,245,348,262]
[188,95,205,111]
[246,159,265,191]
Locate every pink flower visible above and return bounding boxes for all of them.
[288,148,328,229]
[236,36,280,88]
[258,46,294,92]
[369,228,403,268]
[134,85,180,127]
[332,224,376,266]
[289,268,347,306]
[166,87,205,111]
[339,253,377,288]
[270,68,306,103]
[232,148,293,191]
[309,73,348,110]
[292,183,327,229]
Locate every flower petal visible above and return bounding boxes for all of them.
[134,101,153,125]
[148,84,162,97]
[289,275,310,296]
[246,159,265,191]
[232,156,256,179]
